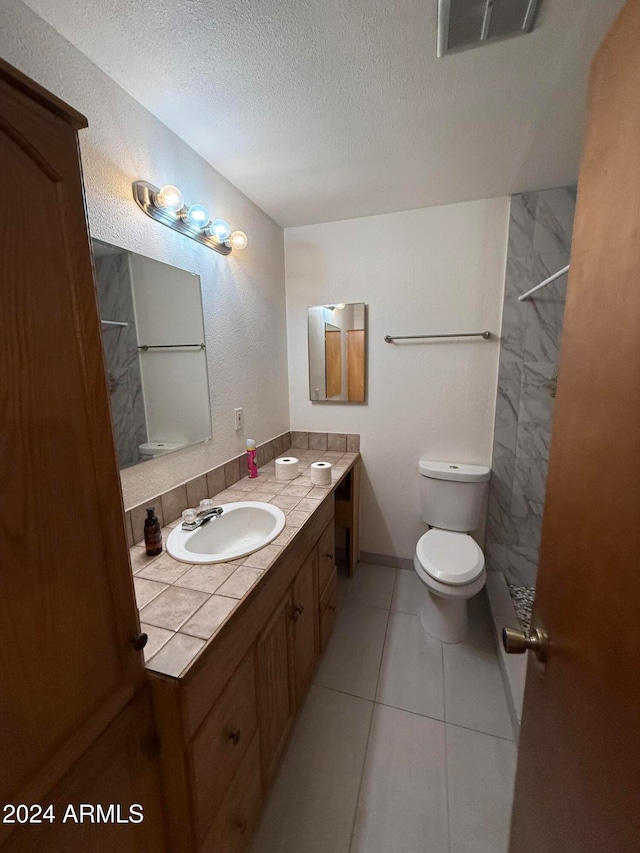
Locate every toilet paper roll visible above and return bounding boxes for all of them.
[275,456,299,481]
[310,461,332,486]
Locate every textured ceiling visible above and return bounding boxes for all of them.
[22,0,625,226]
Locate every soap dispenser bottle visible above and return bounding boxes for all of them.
[144,507,162,556]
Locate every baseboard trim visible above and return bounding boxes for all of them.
[360,551,414,571]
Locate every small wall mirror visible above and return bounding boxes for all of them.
[93,239,212,469]
[307,303,367,401]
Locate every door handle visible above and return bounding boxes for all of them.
[502,626,549,663]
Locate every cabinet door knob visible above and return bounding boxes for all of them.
[329,605,336,613]
[290,609,299,623]
[327,553,334,560]
[228,729,241,746]
[132,632,148,651]
[236,818,248,833]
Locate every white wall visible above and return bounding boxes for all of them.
[1,0,289,509]
[285,199,509,559]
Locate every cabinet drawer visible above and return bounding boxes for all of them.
[317,522,335,595]
[200,735,262,853]
[319,569,338,652]
[190,649,258,843]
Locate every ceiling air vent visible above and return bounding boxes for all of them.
[437,0,541,57]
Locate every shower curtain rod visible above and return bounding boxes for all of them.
[518,264,570,301]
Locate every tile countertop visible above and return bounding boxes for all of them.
[131,448,359,679]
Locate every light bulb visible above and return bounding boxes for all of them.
[181,203,210,230]
[152,184,184,212]
[208,219,231,242]
[226,230,248,251]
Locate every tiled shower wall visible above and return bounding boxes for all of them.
[486,187,576,585]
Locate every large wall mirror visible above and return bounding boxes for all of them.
[307,303,367,401]
[93,239,212,469]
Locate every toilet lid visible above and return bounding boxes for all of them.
[416,529,484,585]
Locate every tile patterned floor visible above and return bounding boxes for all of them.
[251,564,518,853]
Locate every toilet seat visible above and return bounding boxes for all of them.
[415,529,484,585]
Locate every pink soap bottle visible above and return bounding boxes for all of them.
[246,439,258,478]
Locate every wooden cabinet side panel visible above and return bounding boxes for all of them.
[0,68,143,810]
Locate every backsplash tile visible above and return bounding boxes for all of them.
[131,501,165,545]
[327,433,347,452]
[207,466,226,498]
[346,434,361,452]
[186,474,208,508]
[161,483,189,525]
[291,431,309,449]
[309,432,328,451]
[224,456,241,488]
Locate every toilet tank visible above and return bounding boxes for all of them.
[418,460,490,532]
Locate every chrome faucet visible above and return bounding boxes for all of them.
[182,506,224,531]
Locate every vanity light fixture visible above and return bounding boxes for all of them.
[132,181,248,255]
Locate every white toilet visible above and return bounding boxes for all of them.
[414,460,490,643]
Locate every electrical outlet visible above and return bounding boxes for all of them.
[234,408,243,431]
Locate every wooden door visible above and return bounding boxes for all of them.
[347,329,365,401]
[509,3,640,850]
[324,329,342,397]
[291,550,318,702]
[256,594,295,785]
[1,689,166,852]
[0,59,144,824]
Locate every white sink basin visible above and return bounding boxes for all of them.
[166,501,286,565]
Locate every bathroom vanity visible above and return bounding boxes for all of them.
[142,453,360,852]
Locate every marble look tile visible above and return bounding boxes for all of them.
[145,632,205,678]
[508,192,537,258]
[295,497,323,513]
[136,552,191,584]
[180,594,238,639]
[499,256,530,363]
[345,562,397,610]
[139,586,209,631]
[523,254,568,363]
[216,566,263,598]
[173,563,236,594]
[514,512,543,549]
[505,546,539,586]
[484,571,518,621]
[308,432,328,451]
[314,603,389,700]
[485,544,509,573]
[327,433,347,452]
[291,431,309,449]
[346,433,361,452]
[140,623,173,662]
[486,492,516,546]
[533,187,576,254]
[493,362,522,458]
[161,484,188,524]
[286,510,311,528]
[133,577,168,609]
[351,705,448,853]
[206,465,226,497]
[447,724,517,853]
[224,456,241,488]
[251,685,372,853]
[130,501,164,545]
[516,362,556,459]
[490,448,515,513]
[376,611,444,720]
[390,569,423,617]
[443,596,513,740]
[511,455,548,515]
[242,544,283,569]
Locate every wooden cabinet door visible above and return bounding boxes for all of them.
[0,60,144,820]
[291,550,318,702]
[317,522,336,596]
[256,595,295,785]
[1,689,165,853]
